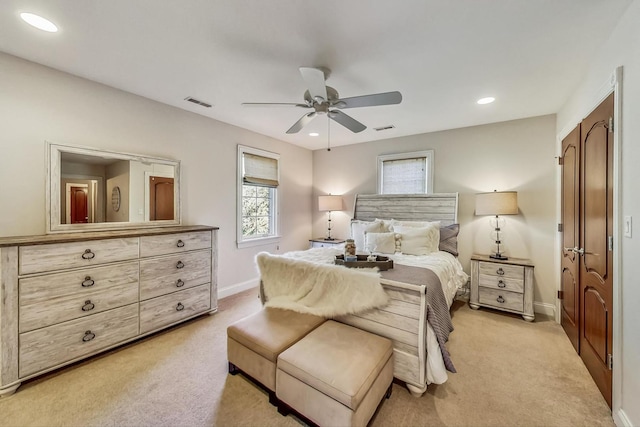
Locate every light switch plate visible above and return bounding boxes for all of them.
[624,215,632,237]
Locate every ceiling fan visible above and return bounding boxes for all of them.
[242,67,402,134]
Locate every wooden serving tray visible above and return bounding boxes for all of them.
[334,254,394,271]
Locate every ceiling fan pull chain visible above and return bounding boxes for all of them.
[327,114,331,151]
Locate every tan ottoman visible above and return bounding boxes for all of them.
[276,320,394,427]
[227,307,326,403]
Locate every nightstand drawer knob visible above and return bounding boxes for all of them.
[498,280,506,288]
[497,296,505,303]
[496,268,505,276]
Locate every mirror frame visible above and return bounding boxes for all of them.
[46,142,181,233]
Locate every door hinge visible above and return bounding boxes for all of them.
[557,290,564,300]
[607,354,613,370]
[609,117,614,133]
[558,223,563,232]
[558,156,563,165]
[608,236,613,252]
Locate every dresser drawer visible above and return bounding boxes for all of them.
[478,261,523,280]
[139,250,211,300]
[19,304,139,377]
[140,284,211,334]
[478,287,524,313]
[478,273,524,293]
[19,262,139,332]
[139,231,211,258]
[19,238,139,275]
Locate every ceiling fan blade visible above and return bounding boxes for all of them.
[286,112,317,134]
[299,67,328,102]
[328,110,366,133]
[334,91,402,109]
[242,102,310,108]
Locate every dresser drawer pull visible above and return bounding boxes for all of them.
[81,276,95,287]
[82,330,96,342]
[176,279,185,288]
[176,261,185,269]
[498,280,506,288]
[177,240,185,248]
[496,268,505,276]
[176,302,185,311]
[81,249,96,260]
[82,300,95,311]
[496,296,505,304]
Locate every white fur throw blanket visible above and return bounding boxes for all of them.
[256,252,389,317]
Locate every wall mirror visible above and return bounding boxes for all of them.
[46,142,181,233]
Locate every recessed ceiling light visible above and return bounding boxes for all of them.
[309,132,319,137]
[20,12,58,32]
[477,97,495,105]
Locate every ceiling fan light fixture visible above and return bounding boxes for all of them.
[20,12,58,32]
[477,96,495,105]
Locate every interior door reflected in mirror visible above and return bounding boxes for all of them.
[47,142,180,233]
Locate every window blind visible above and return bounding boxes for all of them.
[382,157,426,194]
[243,153,279,187]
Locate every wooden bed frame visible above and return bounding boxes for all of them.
[335,193,459,397]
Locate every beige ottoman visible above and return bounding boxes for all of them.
[227,307,326,403]
[276,320,394,427]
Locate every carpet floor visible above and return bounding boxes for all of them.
[0,288,613,426]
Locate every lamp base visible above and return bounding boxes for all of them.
[490,253,509,260]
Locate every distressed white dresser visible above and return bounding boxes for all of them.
[0,225,218,397]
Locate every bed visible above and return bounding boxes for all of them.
[260,193,468,397]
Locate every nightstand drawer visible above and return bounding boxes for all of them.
[479,287,523,313]
[478,273,524,293]
[478,261,524,280]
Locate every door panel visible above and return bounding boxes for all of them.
[149,177,174,221]
[579,92,613,408]
[560,126,580,352]
[70,186,88,224]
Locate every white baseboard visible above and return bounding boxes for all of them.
[534,301,556,318]
[614,408,633,427]
[218,278,260,299]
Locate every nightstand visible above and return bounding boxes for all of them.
[469,254,535,321]
[309,238,345,249]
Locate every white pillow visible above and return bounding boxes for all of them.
[350,220,384,252]
[395,224,440,255]
[374,218,394,232]
[390,220,440,231]
[364,232,397,254]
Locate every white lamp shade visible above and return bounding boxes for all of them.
[475,191,518,215]
[318,195,343,211]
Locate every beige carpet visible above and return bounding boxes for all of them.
[0,288,613,427]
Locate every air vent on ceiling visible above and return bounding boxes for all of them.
[373,125,395,131]
[184,96,213,108]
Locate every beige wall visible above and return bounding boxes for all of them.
[0,52,313,296]
[557,1,639,424]
[313,115,557,314]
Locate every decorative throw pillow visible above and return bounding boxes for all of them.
[350,220,384,253]
[364,232,397,254]
[374,218,394,232]
[390,220,441,231]
[439,223,460,257]
[395,224,440,255]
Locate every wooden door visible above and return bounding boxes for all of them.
[149,177,174,220]
[579,93,614,408]
[560,125,580,352]
[70,186,88,224]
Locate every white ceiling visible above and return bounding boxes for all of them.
[0,1,632,150]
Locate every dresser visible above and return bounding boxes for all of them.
[469,254,534,322]
[0,225,218,397]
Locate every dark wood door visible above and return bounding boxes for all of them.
[70,186,88,224]
[149,176,174,220]
[560,125,580,353]
[579,93,614,408]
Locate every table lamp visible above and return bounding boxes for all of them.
[318,195,343,240]
[475,190,518,260]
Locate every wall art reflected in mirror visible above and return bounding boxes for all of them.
[46,142,181,233]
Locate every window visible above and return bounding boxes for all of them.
[237,145,280,248]
[377,150,434,194]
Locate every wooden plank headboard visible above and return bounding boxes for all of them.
[353,193,459,225]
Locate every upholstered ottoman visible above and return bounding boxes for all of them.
[276,320,394,427]
[227,307,326,402]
